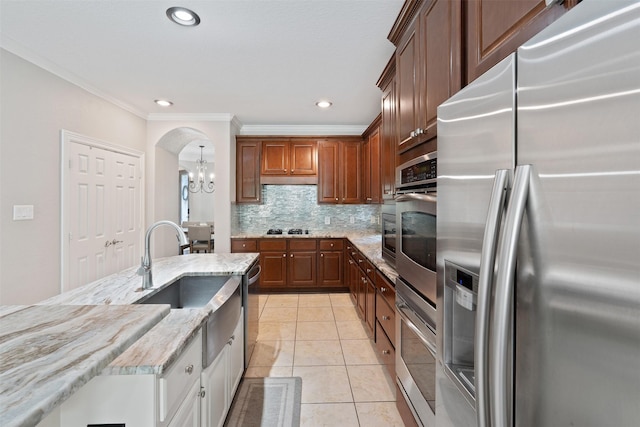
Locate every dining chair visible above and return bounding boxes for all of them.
[188,225,212,253]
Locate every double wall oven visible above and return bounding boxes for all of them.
[394,152,438,427]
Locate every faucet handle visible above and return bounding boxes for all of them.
[136,257,147,276]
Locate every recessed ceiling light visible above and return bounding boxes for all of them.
[316,101,332,109]
[154,99,173,107]
[166,7,201,26]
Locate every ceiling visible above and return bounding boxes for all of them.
[0,0,404,131]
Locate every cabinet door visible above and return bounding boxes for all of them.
[419,0,462,142]
[368,128,381,204]
[317,140,340,203]
[341,141,362,204]
[381,79,397,199]
[289,251,317,287]
[261,141,289,175]
[396,21,419,150]
[168,380,200,427]
[260,251,287,288]
[466,0,567,83]
[290,141,317,176]
[357,270,366,319]
[318,251,344,288]
[347,257,357,302]
[201,347,228,427]
[236,140,261,203]
[365,277,376,335]
[228,314,244,395]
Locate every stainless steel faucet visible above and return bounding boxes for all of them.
[137,220,189,289]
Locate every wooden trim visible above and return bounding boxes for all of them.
[362,114,382,139]
[260,176,318,185]
[376,53,396,89]
[388,0,425,46]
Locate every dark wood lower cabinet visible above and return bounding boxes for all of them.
[260,251,287,288]
[288,250,316,287]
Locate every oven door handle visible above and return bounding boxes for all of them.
[396,302,437,356]
[395,193,437,204]
[476,169,510,427]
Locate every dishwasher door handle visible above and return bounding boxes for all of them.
[248,264,261,286]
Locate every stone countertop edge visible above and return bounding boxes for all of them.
[0,304,169,427]
[231,232,398,284]
[102,308,207,376]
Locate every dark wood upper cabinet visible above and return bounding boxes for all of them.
[377,56,397,199]
[261,140,288,175]
[392,0,462,153]
[317,139,363,204]
[261,140,317,177]
[341,141,363,204]
[235,139,261,204]
[466,0,569,83]
[363,118,382,204]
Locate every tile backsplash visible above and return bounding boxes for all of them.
[232,185,381,235]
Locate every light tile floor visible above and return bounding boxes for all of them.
[246,292,406,427]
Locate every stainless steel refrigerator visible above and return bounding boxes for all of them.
[435,1,640,427]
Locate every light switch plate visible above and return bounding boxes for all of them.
[324,216,330,225]
[13,205,34,220]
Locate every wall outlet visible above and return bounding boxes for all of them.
[370,215,376,224]
[350,216,355,224]
[325,216,330,225]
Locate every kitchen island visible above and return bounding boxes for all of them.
[0,253,259,427]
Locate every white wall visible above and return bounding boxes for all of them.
[147,120,234,255]
[0,49,147,305]
[179,160,216,223]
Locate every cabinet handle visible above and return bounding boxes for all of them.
[349,260,354,264]
[320,253,324,257]
[351,251,356,256]
[199,388,206,398]
[185,364,194,375]
[380,287,387,293]
[358,259,363,263]
[367,198,372,201]
[290,254,294,258]
[282,254,286,257]
[366,268,372,273]
[284,168,288,172]
[382,350,390,355]
[330,243,334,247]
[382,315,390,321]
[335,198,338,201]
[242,243,246,248]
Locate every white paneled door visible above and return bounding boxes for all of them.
[63,131,142,292]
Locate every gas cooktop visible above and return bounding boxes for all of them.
[266,228,307,235]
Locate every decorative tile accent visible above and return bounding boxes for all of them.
[232,185,381,235]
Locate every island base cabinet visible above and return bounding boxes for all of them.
[169,380,201,427]
[201,312,244,427]
[60,328,212,427]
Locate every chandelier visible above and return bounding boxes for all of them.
[188,145,215,193]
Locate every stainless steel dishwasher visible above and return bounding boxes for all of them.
[244,261,261,368]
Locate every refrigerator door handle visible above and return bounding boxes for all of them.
[475,169,510,427]
[491,164,531,427]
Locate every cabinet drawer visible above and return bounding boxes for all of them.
[159,329,202,423]
[231,239,257,252]
[375,321,395,378]
[289,239,317,251]
[364,260,375,280]
[376,271,396,310]
[259,239,287,251]
[319,239,343,251]
[376,293,396,346]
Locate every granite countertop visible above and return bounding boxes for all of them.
[0,304,169,427]
[231,231,398,284]
[0,252,259,427]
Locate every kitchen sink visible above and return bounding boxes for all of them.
[138,275,234,308]
[137,274,243,368]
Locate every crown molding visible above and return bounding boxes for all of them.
[1,36,148,119]
[238,124,367,136]
[146,113,238,122]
